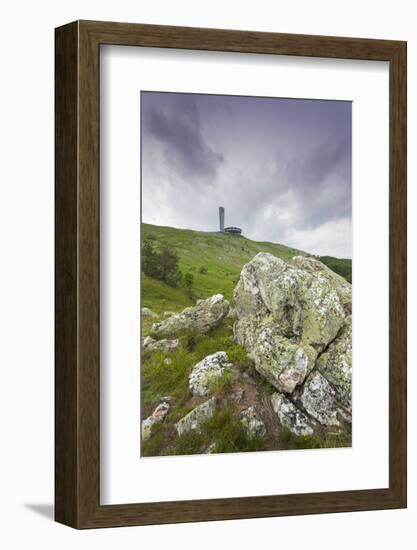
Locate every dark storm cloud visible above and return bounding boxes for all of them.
[142,92,223,184]
[141,92,352,257]
[280,134,352,229]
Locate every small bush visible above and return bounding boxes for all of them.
[142,239,181,287]
[203,409,266,454]
[199,266,208,275]
[142,423,169,457]
[172,431,205,455]
[208,369,236,397]
[279,426,352,450]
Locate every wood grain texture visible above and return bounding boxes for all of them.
[55,20,407,529]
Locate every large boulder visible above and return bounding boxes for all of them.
[233,253,352,436]
[234,253,350,351]
[317,316,352,410]
[189,352,233,397]
[246,326,317,393]
[151,294,229,338]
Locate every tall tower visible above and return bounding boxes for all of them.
[219,206,225,232]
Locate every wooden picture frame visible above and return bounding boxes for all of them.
[55,20,407,529]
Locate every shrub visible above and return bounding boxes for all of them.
[183,272,197,300]
[141,238,181,287]
[198,266,208,274]
[208,369,236,397]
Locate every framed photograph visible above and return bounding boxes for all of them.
[55,20,406,528]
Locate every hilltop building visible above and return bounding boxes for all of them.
[219,206,242,235]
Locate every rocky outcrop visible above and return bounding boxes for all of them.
[247,328,317,393]
[175,397,217,436]
[317,316,352,410]
[142,401,170,441]
[294,371,342,427]
[142,336,179,352]
[189,352,233,397]
[233,253,352,437]
[240,406,266,438]
[271,393,314,436]
[151,294,229,338]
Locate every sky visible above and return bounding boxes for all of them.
[141,91,352,258]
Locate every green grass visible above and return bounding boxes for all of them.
[141,320,251,417]
[141,223,351,314]
[171,408,267,456]
[279,425,352,450]
[141,273,193,315]
[318,255,352,283]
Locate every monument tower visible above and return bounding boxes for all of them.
[219,206,225,232]
[218,206,242,235]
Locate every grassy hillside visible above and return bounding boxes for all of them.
[142,223,304,314]
[141,223,351,314]
[318,255,352,283]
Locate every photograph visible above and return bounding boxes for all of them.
[140,91,353,457]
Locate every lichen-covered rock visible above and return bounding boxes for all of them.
[204,443,216,454]
[296,372,342,427]
[234,253,350,351]
[233,252,352,435]
[163,311,176,318]
[271,393,314,436]
[226,307,237,320]
[142,336,179,352]
[245,327,317,393]
[142,307,158,319]
[152,294,229,338]
[189,352,233,397]
[141,401,170,441]
[240,406,266,438]
[317,316,352,409]
[141,416,156,442]
[175,397,217,436]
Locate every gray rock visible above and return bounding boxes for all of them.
[142,336,179,352]
[141,416,156,442]
[240,406,266,438]
[243,327,317,394]
[141,401,170,441]
[232,252,352,434]
[152,294,229,338]
[298,372,341,427]
[142,307,158,319]
[175,397,217,436]
[234,253,350,351]
[152,402,170,422]
[204,443,216,454]
[317,316,352,409]
[231,388,245,403]
[163,311,176,318]
[271,392,314,436]
[227,307,237,320]
[189,352,233,397]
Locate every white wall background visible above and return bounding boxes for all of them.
[0,0,414,548]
